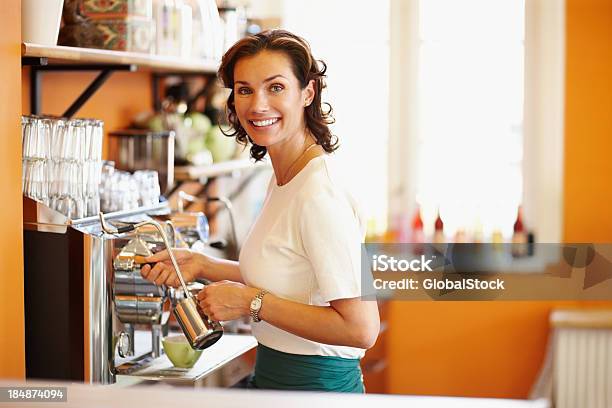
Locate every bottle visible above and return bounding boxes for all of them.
[202,0,223,59]
[433,208,445,244]
[491,229,504,251]
[511,206,528,257]
[472,219,484,243]
[153,0,173,56]
[365,217,379,243]
[453,228,468,243]
[527,231,535,256]
[187,0,204,59]
[409,207,425,255]
[179,2,193,59]
[171,0,183,57]
[394,213,410,243]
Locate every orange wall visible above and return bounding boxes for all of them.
[388,301,550,397]
[0,0,25,379]
[21,70,153,156]
[563,0,612,243]
[387,0,612,398]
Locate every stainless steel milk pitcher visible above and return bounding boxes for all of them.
[99,212,223,350]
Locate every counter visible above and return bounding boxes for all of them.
[116,333,257,388]
[0,380,550,408]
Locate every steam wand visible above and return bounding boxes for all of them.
[98,212,190,296]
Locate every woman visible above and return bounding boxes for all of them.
[141,29,380,393]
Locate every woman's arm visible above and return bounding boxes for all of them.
[197,282,380,349]
[142,249,244,286]
[260,294,380,349]
[199,254,244,283]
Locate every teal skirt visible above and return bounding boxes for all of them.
[249,344,364,393]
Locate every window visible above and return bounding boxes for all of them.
[281,0,390,229]
[389,0,565,242]
[417,0,525,239]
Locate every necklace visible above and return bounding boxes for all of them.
[278,142,318,186]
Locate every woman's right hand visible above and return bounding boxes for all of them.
[141,248,203,287]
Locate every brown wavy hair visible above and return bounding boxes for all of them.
[217,29,338,161]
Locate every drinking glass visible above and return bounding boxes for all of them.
[85,119,104,216]
[100,161,115,213]
[134,170,161,207]
[21,116,51,206]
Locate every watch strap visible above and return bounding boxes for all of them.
[250,290,268,322]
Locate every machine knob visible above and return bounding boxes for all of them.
[117,331,132,358]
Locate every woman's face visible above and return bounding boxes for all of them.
[233,50,314,150]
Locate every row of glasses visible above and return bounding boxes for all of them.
[22,115,104,219]
[22,116,51,205]
[100,162,161,213]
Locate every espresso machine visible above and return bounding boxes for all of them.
[23,197,222,384]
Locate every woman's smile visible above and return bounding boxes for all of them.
[249,117,281,129]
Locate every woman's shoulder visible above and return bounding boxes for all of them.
[296,155,348,201]
[296,156,366,236]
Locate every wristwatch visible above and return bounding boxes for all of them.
[249,290,268,322]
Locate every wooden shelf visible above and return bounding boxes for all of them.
[22,42,219,74]
[175,158,270,181]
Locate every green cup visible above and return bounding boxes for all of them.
[162,334,204,368]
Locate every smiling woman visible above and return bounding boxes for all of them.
[218,30,338,165]
[141,30,380,393]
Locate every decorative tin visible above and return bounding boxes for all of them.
[81,0,152,19]
[94,18,154,53]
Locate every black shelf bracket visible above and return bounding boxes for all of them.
[151,71,217,112]
[186,76,217,114]
[62,69,113,118]
[22,57,48,66]
[28,63,137,118]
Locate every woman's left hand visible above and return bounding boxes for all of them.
[196,280,258,321]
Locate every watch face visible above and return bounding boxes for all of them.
[250,298,262,310]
